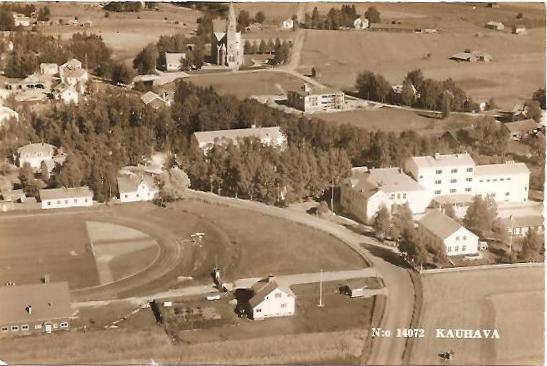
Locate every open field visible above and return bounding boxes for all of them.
[1,281,375,364]
[186,71,304,99]
[299,3,545,109]
[315,106,477,133]
[0,215,99,289]
[176,199,366,280]
[410,266,545,365]
[41,3,202,64]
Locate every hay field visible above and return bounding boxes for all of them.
[299,4,545,109]
[410,266,544,365]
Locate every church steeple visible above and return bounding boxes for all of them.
[227,2,237,33]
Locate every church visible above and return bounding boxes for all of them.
[211,3,244,70]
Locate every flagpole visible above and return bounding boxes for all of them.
[318,269,324,307]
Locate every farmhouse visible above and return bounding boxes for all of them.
[246,276,295,320]
[12,13,31,27]
[340,167,431,223]
[485,21,504,30]
[165,52,186,72]
[40,186,93,209]
[141,91,168,109]
[503,119,541,140]
[354,17,369,30]
[211,2,243,70]
[287,83,345,113]
[193,126,286,154]
[0,282,72,336]
[417,210,479,256]
[450,51,492,63]
[280,18,294,30]
[117,174,159,203]
[339,278,369,298]
[0,106,18,126]
[17,142,55,169]
[509,215,544,237]
[473,162,530,203]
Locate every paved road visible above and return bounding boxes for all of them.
[185,191,415,365]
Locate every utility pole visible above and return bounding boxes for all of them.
[509,215,513,252]
[318,269,324,307]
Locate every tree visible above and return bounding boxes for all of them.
[365,7,380,24]
[520,229,542,262]
[311,7,320,29]
[244,39,252,54]
[463,195,498,237]
[373,205,390,240]
[355,70,376,100]
[18,162,39,197]
[400,79,415,106]
[37,6,51,21]
[441,92,452,119]
[0,7,15,31]
[525,100,542,122]
[532,88,545,110]
[237,10,251,32]
[158,167,190,201]
[133,43,158,74]
[516,12,524,19]
[255,11,265,24]
[40,160,50,184]
[111,62,136,85]
[272,41,290,65]
[55,155,84,188]
[399,226,428,266]
[258,39,267,54]
[311,67,317,78]
[390,203,413,241]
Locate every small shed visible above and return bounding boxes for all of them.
[339,279,369,298]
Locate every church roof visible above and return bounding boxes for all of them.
[213,32,226,41]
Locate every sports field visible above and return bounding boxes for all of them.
[410,266,544,365]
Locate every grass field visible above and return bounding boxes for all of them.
[0,215,99,289]
[315,106,476,133]
[299,3,545,109]
[410,266,544,365]
[186,71,304,99]
[177,199,366,280]
[42,3,202,64]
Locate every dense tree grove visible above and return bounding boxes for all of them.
[304,5,359,30]
[532,87,546,110]
[356,68,478,113]
[3,31,113,78]
[103,2,142,12]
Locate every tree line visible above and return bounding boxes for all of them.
[303,5,380,30]
[243,38,292,64]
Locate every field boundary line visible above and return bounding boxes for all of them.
[421,262,544,274]
[402,269,424,364]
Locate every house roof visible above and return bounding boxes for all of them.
[342,278,369,290]
[61,58,82,70]
[474,162,530,176]
[140,91,162,105]
[350,167,426,195]
[408,153,475,170]
[512,215,544,228]
[504,119,540,134]
[248,277,294,308]
[63,68,87,79]
[418,210,468,240]
[17,142,55,157]
[39,186,93,201]
[1,189,25,201]
[194,126,285,148]
[165,52,186,66]
[117,174,157,194]
[0,282,72,325]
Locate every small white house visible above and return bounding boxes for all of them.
[53,84,79,104]
[485,21,504,30]
[117,174,158,203]
[17,143,55,169]
[247,276,295,320]
[417,210,479,256]
[354,17,369,30]
[40,187,94,209]
[280,18,294,30]
[165,52,186,72]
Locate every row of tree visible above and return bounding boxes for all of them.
[303,5,380,30]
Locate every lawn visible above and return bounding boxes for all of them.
[0,215,99,289]
[176,199,367,280]
[186,70,304,99]
[315,106,476,134]
[298,3,545,109]
[410,266,544,365]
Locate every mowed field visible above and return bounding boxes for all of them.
[299,3,545,109]
[186,71,304,99]
[41,3,202,64]
[410,266,545,365]
[0,215,99,289]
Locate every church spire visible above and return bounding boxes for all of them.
[227,2,237,33]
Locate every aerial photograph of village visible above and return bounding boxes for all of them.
[0,1,544,365]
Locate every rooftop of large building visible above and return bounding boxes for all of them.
[474,161,530,176]
[39,186,93,201]
[194,126,285,148]
[349,167,426,195]
[0,282,71,325]
[408,153,476,169]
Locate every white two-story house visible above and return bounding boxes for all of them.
[117,174,158,203]
[247,276,295,320]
